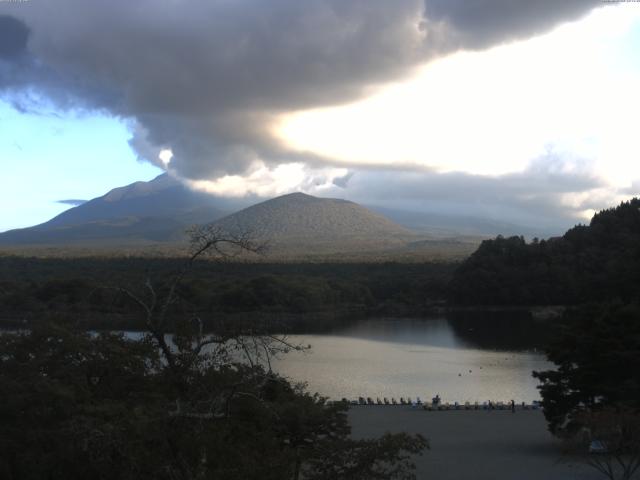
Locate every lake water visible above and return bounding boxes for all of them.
[63,314,552,404]
[271,317,551,403]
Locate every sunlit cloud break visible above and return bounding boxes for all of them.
[276,6,640,222]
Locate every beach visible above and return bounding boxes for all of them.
[349,407,601,480]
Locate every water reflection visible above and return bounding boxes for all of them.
[327,311,549,352]
[446,310,550,351]
[333,318,464,349]
[272,317,551,403]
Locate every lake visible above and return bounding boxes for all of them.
[271,317,551,403]
[71,313,553,404]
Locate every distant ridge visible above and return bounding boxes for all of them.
[369,206,562,238]
[0,177,489,258]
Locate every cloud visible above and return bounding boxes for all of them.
[423,0,601,49]
[185,161,348,198]
[56,199,87,206]
[0,1,601,182]
[332,171,355,188]
[617,180,640,197]
[0,15,29,59]
[311,153,609,231]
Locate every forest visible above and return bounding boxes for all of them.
[449,198,640,306]
[0,257,453,332]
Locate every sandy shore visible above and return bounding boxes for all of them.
[349,406,600,480]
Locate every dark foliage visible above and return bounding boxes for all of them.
[533,303,640,434]
[0,320,427,479]
[0,226,428,479]
[0,259,453,331]
[449,198,640,306]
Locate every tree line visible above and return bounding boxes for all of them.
[0,257,453,331]
[449,198,640,306]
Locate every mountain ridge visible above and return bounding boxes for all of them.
[0,178,416,251]
[0,174,232,245]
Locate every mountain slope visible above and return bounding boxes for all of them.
[1,177,486,258]
[42,174,225,228]
[213,192,413,253]
[0,174,231,245]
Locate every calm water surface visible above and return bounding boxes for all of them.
[105,315,551,403]
[271,318,551,403]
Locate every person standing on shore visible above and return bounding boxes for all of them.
[510,399,515,413]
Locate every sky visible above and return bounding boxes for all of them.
[1,1,639,233]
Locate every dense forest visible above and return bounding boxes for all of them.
[449,198,640,306]
[0,257,453,332]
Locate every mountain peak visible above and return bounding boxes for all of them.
[214,192,410,246]
[102,173,179,202]
[273,192,318,201]
[0,174,230,245]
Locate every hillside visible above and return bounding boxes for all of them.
[213,192,414,253]
[448,198,640,305]
[0,174,234,245]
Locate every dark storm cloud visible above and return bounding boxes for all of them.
[0,0,601,180]
[1,0,431,178]
[0,15,29,59]
[423,0,601,50]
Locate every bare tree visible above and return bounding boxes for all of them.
[579,408,640,480]
[115,224,305,417]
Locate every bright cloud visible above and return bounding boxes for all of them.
[277,6,640,189]
[184,162,349,198]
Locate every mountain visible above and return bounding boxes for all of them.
[0,179,413,252]
[0,174,237,245]
[1,175,487,258]
[43,173,235,227]
[212,192,413,254]
[368,206,563,238]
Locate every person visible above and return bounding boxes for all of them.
[510,399,516,413]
